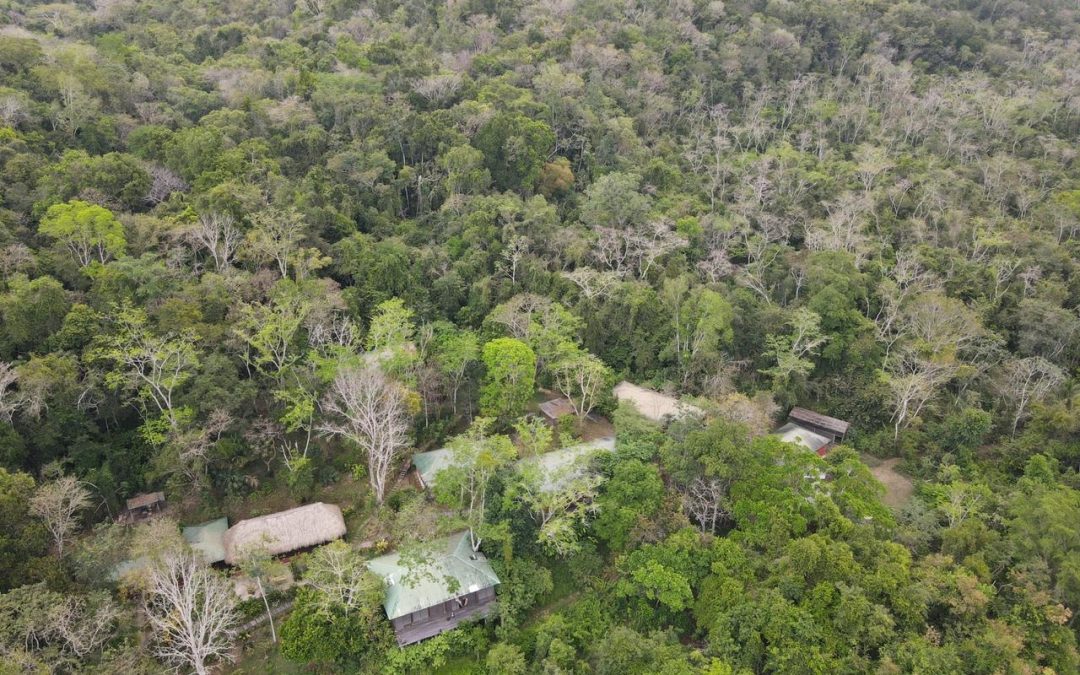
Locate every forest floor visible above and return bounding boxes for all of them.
[862,455,915,509]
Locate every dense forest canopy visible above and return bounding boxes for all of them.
[1,0,1080,672]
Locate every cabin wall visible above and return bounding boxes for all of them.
[391,588,497,645]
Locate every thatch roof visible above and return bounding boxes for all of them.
[222,503,345,565]
[613,381,702,422]
[367,531,500,620]
[183,517,229,564]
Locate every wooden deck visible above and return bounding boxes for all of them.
[394,601,496,646]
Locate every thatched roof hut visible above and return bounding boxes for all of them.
[222,502,345,565]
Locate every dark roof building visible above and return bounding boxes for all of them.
[787,407,850,441]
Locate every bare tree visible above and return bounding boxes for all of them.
[995,357,1065,435]
[887,351,957,439]
[29,476,92,557]
[187,213,240,272]
[143,552,238,675]
[563,267,621,300]
[49,593,121,660]
[683,476,730,534]
[319,365,411,504]
[0,361,19,423]
[147,165,189,205]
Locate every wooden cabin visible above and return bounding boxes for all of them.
[367,532,499,646]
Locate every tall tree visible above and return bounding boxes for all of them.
[319,365,411,504]
[38,200,125,267]
[143,552,238,675]
[480,338,536,423]
[29,474,91,557]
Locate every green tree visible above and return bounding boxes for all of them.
[433,418,517,550]
[38,200,126,267]
[473,113,555,192]
[480,338,536,423]
[0,275,70,357]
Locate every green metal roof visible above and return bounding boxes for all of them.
[412,448,454,489]
[521,437,615,491]
[366,531,500,620]
[182,517,229,564]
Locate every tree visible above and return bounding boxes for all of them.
[433,324,479,415]
[995,357,1065,435]
[512,456,604,556]
[244,208,306,279]
[661,277,734,388]
[233,281,313,377]
[187,212,241,272]
[237,543,284,643]
[761,307,828,388]
[143,552,238,675]
[38,200,125,267]
[551,349,612,419]
[513,415,553,457]
[319,365,411,504]
[0,361,18,423]
[91,305,199,428]
[29,475,91,557]
[480,338,536,423]
[887,349,957,438]
[304,541,384,613]
[487,642,527,675]
[473,113,555,191]
[433,418,516,550]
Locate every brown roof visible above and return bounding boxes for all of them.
[222,502,346,565]
[539,397,575,419]
[125,492,165,511]
[788,407,850,436]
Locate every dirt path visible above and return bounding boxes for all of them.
[867,457,914,509]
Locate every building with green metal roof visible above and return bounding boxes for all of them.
[411,447,454,490]
[366,531,500,645]
[182,517,229,564]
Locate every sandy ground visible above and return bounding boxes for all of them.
[865,456,915,509]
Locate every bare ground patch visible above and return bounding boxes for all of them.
[865,456,915,509]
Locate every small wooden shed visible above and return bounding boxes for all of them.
[118,491,165,524]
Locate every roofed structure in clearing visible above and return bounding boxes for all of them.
[183,517,229,564]
[125,492,165,511]
[519,437,615,492]
[412,448,454,490]
[775,422,831,456]
[366,531,500,621]
[613,381,702,422]
[222,502,345,565]
[788,407,850,437]
[539,397,575,420]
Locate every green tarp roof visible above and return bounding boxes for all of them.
[183,517,228,564]
[412,447,454,489]
[367,531,500,620]
[520,437,615,491]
